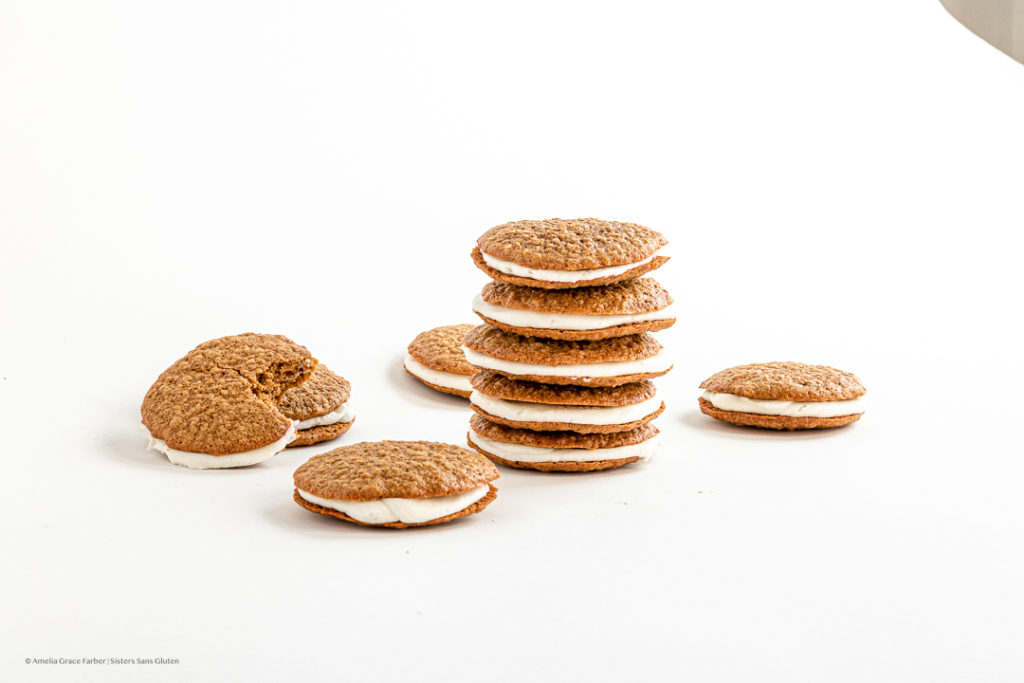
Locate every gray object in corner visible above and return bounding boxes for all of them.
[940,0,1024,63]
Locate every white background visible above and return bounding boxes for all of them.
[2,1,1023,681]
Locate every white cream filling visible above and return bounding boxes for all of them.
[143,423,296,470]
[403,353,474,393]
[296,485,490,524]
[462,346,672,378]
[481,251,658,283]
[294,401,356,431]
[472,293,674,331]
[471,391,662,426]
[701,391,866,418]
[468,427,658,463]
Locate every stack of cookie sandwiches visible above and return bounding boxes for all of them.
[464,218,674,472]
[141,333,356,469]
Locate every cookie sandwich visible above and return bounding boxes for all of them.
[141,333,316,469]
[471,218,669,289]
[279,365,355,447]
[698,362,866,430]
[293,441,499,528]
[404,324,477,398]
[462,325,672,387]
[472,278,675,341]
[467,414,660,472]
[470,371,663,434]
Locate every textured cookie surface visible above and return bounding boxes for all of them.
[471,371,656,407]
[698,398,863,430]
[476,313,675,342]
[141,333,316,455]
[471,401,664,434]
[293,485,497,529]
[464,326,662,365]
[407,324,477,374]
[279,365,351,420]
[700,362,866,401]
[287,420,355,448]
[477,218,667,270]
[472,247,669,290]
[469,414,658,449]
[293,440,499,501]
[481,278,673,315]
[469,448,638,473]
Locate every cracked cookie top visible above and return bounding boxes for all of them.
[141,333,316,454]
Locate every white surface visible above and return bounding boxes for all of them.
[144,423,296,470]
[1,1,1023,682]
[701,391,867,418]
[481,250,658,282]
[471,292,676,330]
[295,485,490,526]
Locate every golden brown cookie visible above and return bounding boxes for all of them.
[466,414,659,472]
[279,365,355,447]
[404,324,477,398]
[462,325,672,387]
[472,278,676,341]
[469,371,664,434]
[293,441,500,528]
[698,362,867,430]
[472,218,669,289]
[141,334,316,467]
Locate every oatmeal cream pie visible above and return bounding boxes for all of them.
[404,324,478,398]
[472,278,675,341]
[462,325,672,387]
[293,441,499,528]
[469,371,663,434]
[698,361,867,430]
[141,333,316,469]
[471,218,669,289]
[467,414,659,472]
[279,365,355,447]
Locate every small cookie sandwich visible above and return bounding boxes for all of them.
[472,278,675,341]
[279,365,355,447]
[462,325,672,387]
[469,371,664,434]
[471,217,669,289]
[141,333,316,469]
[467,414,659,472]
[293,441,499,528]
[698,362,867,430]
[404,324,477,398]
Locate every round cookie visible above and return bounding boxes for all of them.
[293,441,500,528]
[279,365,355,447]
[472,218,669,289]
[470,371,664,434]
[472,278,676,341]
[141,333,317,468]
[404,324,477,398]
[462,325,672,387]
[467,414,659,472]
[698,362,867,430]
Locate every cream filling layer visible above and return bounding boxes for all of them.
[701,391,866,418]
[471,391,662,425]
[296,485,490,525]
[472,293,674,331]
[462,346,672,378]
[294,402,356,431]
[481,251,658,283]
[403,353,474,393]
[468,428,658,463]
[144,423,296,470]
